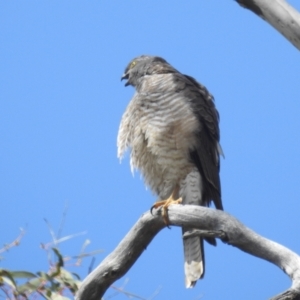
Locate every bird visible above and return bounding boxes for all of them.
[117,55,223,288]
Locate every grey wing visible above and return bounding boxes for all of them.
[176,74,223,287]
[183,74,223,210]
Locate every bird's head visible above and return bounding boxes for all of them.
[121,55,168,87]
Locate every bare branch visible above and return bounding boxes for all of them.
[0,228,26,255]
[75,205,300,300]
[235,0,300,51]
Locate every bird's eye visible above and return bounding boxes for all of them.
[130,61,136,69]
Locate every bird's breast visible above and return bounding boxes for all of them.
[129,86,198,197]
[138,88,199,156]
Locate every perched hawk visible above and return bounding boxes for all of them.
[117,55,223,288]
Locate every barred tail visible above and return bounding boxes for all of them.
[180,169,205,288]
[183,228,204,288]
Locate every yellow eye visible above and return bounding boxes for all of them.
[130,61,136,68]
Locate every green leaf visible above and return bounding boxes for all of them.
[0,269,17,288]
[10,271,37,279]
[17,277,43,293]
[71,272,80,280]
[52,248,64,268]
[46,289,52,297]
[55,268,80,293]
[37,271,52,281]
[1,275,17,290]
[48,292,70,300]
[60,268,74,280]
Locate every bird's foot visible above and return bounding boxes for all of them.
[151,196,182,225]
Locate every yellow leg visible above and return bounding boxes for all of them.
[151,189,182,225]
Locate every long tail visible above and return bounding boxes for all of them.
[182,228,204,288]
[180,169,205,288]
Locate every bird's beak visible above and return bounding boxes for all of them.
[121,73,130,86]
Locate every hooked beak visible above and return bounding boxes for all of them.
[121,73,130,86]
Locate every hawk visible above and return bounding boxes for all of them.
[117,55,223,288]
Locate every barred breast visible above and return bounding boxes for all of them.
[118,73,199,199]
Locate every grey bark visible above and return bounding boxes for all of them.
[235,0,300,51]
[75,205,300,300]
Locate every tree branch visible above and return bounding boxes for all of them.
[235,0,300,51]
[75,205,300,300]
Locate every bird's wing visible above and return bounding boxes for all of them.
[164,71,222,287]
[175,73,223,210]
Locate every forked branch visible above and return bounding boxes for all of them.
[75,205,300,300]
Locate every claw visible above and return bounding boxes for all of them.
[151,196,182,226]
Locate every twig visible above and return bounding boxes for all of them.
[0,228,26,255]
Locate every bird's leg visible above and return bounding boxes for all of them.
[151,186,182,225]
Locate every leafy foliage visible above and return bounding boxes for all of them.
[0,226,156,300]
[0,248,80,300]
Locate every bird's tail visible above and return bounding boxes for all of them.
[180,168,205,288]
[182,227,204,288]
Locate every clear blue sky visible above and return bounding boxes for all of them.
[1,1,300,299]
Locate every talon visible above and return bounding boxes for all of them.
[150,205,155,215]
[151,194,182,226]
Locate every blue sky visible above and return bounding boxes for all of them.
[1,1,300,299]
